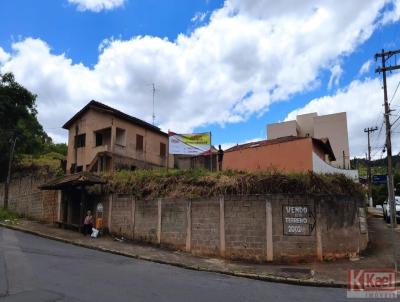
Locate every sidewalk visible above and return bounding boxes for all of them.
[1,212,399,288]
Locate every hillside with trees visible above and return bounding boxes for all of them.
[0,73,66,180]
[351,155,400,205]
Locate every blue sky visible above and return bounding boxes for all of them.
[0,0,400,157]
[0,0,224,66]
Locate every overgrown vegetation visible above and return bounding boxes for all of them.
[17,151,66,176]
[0,208,19,223]
[90,169,365,200]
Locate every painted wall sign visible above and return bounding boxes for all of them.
[282,205,315,236]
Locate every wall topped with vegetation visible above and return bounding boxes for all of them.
[93,169,365,200]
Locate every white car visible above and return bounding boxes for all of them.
[382,196,400,223]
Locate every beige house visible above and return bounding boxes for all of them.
[267,112,350,169]
[63,100,173,173]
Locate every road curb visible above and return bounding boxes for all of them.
[0,222,356,288]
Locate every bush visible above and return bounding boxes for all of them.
[0,208,19,223]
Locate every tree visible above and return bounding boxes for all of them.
[0,72,50,181]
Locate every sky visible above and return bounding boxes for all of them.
[0,0,400,159]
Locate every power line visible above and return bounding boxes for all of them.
[389,79,400,106]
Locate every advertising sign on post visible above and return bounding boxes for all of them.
[372,174,387,185]
[168,132,211,155]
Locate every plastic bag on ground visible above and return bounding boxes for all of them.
[91,228,99,238]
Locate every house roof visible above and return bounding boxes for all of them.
[62,100,167,136]
[224,136,336,161]
[39,172,106,190]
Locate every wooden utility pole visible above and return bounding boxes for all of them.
[4,137,17,209]
[375,48,400,273]
[364,126,378,207]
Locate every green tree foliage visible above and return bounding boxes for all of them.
[0,73,54,180]
[352,156,400,205]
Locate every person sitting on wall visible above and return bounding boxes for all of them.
[83,210,94,236]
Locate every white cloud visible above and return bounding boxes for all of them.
[68,0,126,12]
[1,0,399,146]
[285,73,400,159]
[359,59,372,76]
[0,47,10,65]
[191,11,208,23]
[328,64,343,89]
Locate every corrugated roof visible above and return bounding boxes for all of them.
[62,100,167,136]
[39,172,106,190]
[225,136,308,152]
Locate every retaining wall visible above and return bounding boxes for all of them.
[104,193,368,262]
[0,174,58,223]
[0,175,368,262]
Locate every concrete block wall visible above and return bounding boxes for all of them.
[161,198,187,250]
[224,195,266,262]
[319,196,368,259]
[134,198,158,243]
[0,174,58,223]
[105,193,368,263]
[0,174,368,263]
[271,195,317,262]
[190,198,220,257]
[110,194,134,239]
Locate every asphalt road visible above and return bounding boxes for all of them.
[0,227,396,302]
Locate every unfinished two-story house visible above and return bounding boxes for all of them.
[63,100,173,173]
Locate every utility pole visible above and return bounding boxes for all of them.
[364,126,378,207]
[4,137,17,209]
[375,48,400,273]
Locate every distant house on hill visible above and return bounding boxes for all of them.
[222,136,358,180]
[63,100,173,174]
